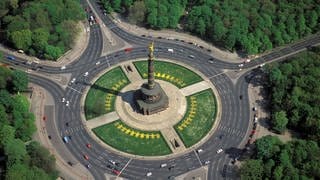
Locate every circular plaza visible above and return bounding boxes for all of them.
[82,59,220,158]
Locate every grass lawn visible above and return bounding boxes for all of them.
[174,89,217,147]
[84,67,129,120]
[93,120,172,156]
[134,60,202,88]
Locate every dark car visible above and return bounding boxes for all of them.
[6,55,15,60]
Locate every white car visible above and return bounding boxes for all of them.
[168,48,174,53]
[246,58,251,62]
[204,160,211,165]
[160,163,167,168]
[62,98,65,103]
[66,101,70,106]
[146,172,152,177]
[196,149,203,153]
[70,78,76,84]
[259,63,265,67]
[60,66,66,70]
[95,61,101,65]
[217,149,223,154]
[238,63,244,67]
[84,72,89,76]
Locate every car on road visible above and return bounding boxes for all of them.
[146,172,152,177]
[188,55,195,59]
[196,149,203,153]
[61,66,66,70]
[66,101,69,106]
[18,50,24,53]
[95,61,101,65]
[83,154,89,160]
[86,144,91,148]
[208,58,214,64]
[238,63,244,67]
[112,169,120,175]
[67,161,73,166]
[84,72,89,76]
[70,78,76,84]
[216,148,223,154]
[6,55,15,60]
[204,160,211,165]
[168,48,174,53]
[160,163,167,168]
[62,98,65,102]
[63,136,69,143]
[86,164,92,168]
[259,63,265,68]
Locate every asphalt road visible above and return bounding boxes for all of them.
[1,0,320,179]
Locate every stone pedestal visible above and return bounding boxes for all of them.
[136,82,169,115]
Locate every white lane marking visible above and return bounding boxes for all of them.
[208,72,226,79]
[66,86,82,94]
[193,150,203,166]
[117,158,132,178]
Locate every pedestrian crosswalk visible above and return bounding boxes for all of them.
[217,125,246,138]
[65,125,85,135]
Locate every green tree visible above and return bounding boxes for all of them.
[272,111,289,133]
[128,1,146,24]
[0,89,13,111]
[27,141,58,176]
[255,135,282,159]
[12,70,28,92]
[4,138,27,166]
[196,18,206,37]
[0,66,12,89]
[0,104,8,126]
[44,45,63,60]
[240,159,264,180]
[0,124,15,147]
[112,0,122,12]
[273,165,284,180]
[9,29,32,51]
[32,28,49,52]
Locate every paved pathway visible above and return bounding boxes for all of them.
[180,81,211,96]
[161,127,186,153]
[120,62,143,82]
[86,112,119,129]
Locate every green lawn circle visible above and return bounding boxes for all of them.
[84,60,218,156]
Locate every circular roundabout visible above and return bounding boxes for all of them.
[83,59,220,158]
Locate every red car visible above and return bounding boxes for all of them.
[86,144,91,148]
[83,155,89,160]
[124,48,133,53]
[112,169,120,175]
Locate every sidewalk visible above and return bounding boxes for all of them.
[112,13,242,62]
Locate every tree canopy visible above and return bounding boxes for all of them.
[105,0,320,54]
[0,0,85,60]
[0,64,57,179]
[267,48,320,144]
[241,136,320,179]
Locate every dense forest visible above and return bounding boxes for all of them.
[0,54,57,179]
[266,47,320,144]
[240,135,320,179]
[0,0,85,60]
[101,0,320,54]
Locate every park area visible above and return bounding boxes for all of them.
[134,60,202,88]
[84,67,129,120]
[174,89,217,147]
[93,120,171,156]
